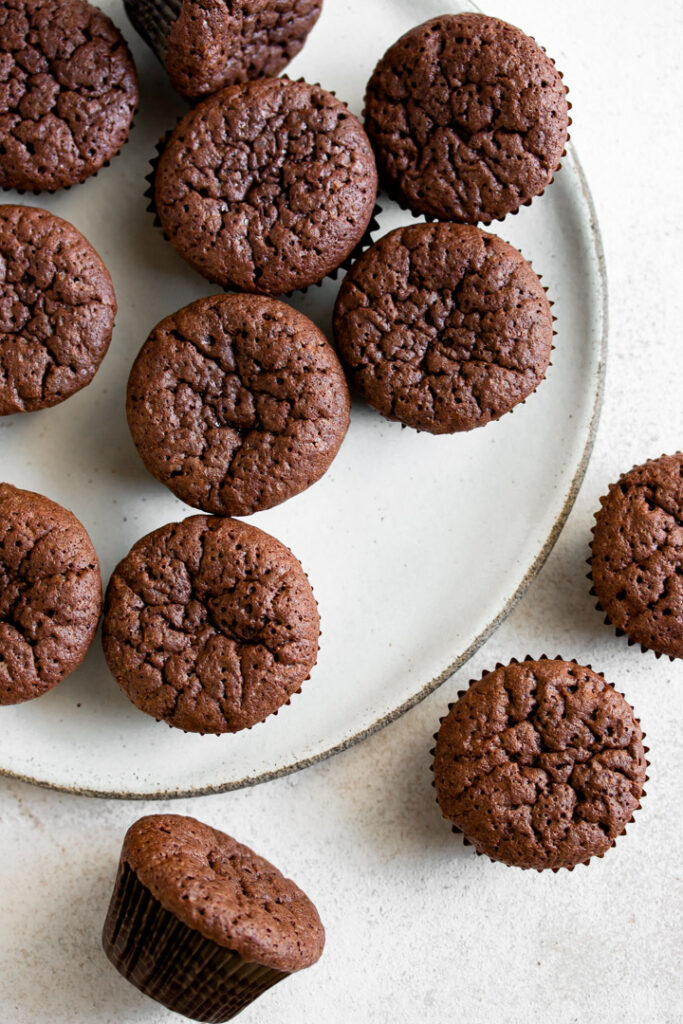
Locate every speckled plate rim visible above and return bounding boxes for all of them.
[1,138,607,801]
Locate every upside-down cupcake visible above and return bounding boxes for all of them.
[124,0,323,100]
[102,814,325,1022]
[432,657,648,870]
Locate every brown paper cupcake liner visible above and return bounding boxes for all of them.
[103,861,287,1022]
[363,42,572,227]
[429,654,648,873]
[124,0,181,64]
[144,85,382,296]
[587,454,683,661]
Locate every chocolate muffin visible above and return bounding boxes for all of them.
[102,514,319,734]
[127,293,350,517]
[0,482,102,705]
[364,13,569,223]
[125,0,323,101]
[153,77,378,296]
[0,0,139,192]
[432,658,647,871]
[333,223,553,434]
[590,452,683,659]
[103,814,325,1022]
[0,204,117,414]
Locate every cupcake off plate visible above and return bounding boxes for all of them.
[0,0,606,797]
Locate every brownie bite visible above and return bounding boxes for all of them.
[364,13,569,223]
[333,223,553,434]
[0,0,138,192]
[102,514,320,734]
[591,452,683,659]
[103,814,325,1022]
[127,293,350,516]
[125,0,323,101]
[0,482,102,704]
[432,658,647,870]
[153,77,378,295]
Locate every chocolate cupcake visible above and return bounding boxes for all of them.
[103,814,325,1022]
[102,514,319,734]
[153,77,378,296]
[0,0,138,192]
[125,0,323,101]
[590,452,683,659]
[127,293,350,516]
[0,205,117,414]
[364,13,569,223]
[432,658,647,871]
[0,483,102,705]
[333,223,553,434]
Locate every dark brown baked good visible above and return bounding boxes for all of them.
[590,452,683,659]
[432,658,647,870]
[102,514,319,734]
[154,77,378,296]
[102,814,325,1022]
[0,0,138,192]
[125,0,322,101]
[0,482,102,704]
[0,204,117,414]
[333,223,553,434]
[364,13,569,223]
[127,293,350,516]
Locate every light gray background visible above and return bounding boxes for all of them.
[1,1,681,1022]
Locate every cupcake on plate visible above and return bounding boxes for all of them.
[432,657,648,871]
[0,205,117,414]
[102,814,325,1022]
[0,0,138,192]
[152,76,378,295]
[333,223,553,434]
[126,293,350,516]
[364,13,569,224]
[124,0,323,100]
[0,483,102,705]
[102,514,320,734]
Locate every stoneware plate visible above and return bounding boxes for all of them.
[0,0,606,797]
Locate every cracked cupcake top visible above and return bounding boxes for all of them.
[333,223,553,434]
[102,515,320,734]
[154,77,378,296]
[0,204,116,414]
[591,452,683,659]
[125,0,323,101]
[121,814,325,971]
[0,483,102,704]
[0,0,138,192]
[433,659,646,870]
[364,13,569,223]
[126,293,350,517]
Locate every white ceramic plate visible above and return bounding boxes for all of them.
[0,0,606,797]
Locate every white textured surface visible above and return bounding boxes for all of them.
[1,1,682,1022]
